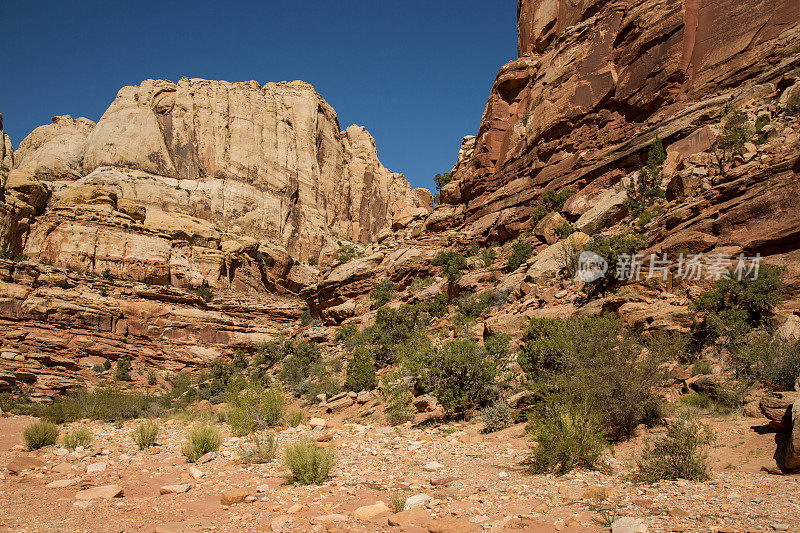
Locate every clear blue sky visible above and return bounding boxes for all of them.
[0,1,516,191]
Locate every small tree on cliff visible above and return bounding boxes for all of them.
[433,172,452,204]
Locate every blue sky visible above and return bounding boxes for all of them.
[0,1,516,191]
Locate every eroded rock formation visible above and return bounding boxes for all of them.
[7,79,431,292]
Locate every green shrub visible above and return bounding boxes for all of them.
[412,338,502,417]
[382,370,416,425]
[692,265,784,348]
[300,309,313,327]
[146,370,158,386]
[279,341,322,386]
[183,424,222,462]
[626,137,666,218]
[344,346,377,392]
[530,205,549,224]
[336,244,363,264]
[103,359,112,371]
[195,281,214,302]
[284,439,335,485]
[733,334,800,391]
[646,330,696,365]
[62,427,91,449]
[102,268,113,280]
[637,205,665,228]
[634,420,714,483]
[507,240,533,271]
[334,323,358,344]
[285,408,306,428]
[227,386,285,436]
[456,290,508,319]
[481,400,514,433]
[23,420,59,450]
[526,400,607,476]
[522,314,664,442]
[132,420,159,449]
[432,251,468,283]
[240,433,277,464]
[370,279,398,309]
[390,492,408,513]
[433,172,452,195]
[115,359,132,381]
[583,234,647,296]
[480,247,497,267]
[541,189,576,212]
[554,221,574,240]
[557,239,582,279]
[42,387,159,423]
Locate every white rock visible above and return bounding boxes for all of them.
[423,461,445,472]
[86,462,107,474]
[403,493,432,511]
[612,517,648,533]
[309,418,326,428]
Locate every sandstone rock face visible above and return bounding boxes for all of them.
[435,0,800,236]
[14,115,95,180]
[6,79,429,292]
[77,78,426,260]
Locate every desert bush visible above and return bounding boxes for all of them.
[530,205,549,224]
[692,265,785,348]
[432,251,468,283]
[733,334,800,391]
[62,427,91,449]
[634,419,714,483]
[557,240,582,279]
[526,400,607,476]
[522,314,664,442]
[370,279,398,309]
[456,290,500,319]
[183,424,222,462]
[541,189,576,212]
[412,338,502,417]
[390,492,408,513]
[299,309,313,327]
[115,359,132,381]
[344,346,377,392]
[637,205,665,228]
[195,280,214,302]
[480,247,497,267]
[626,137,666,218]
[42,387,159,423]
[555,221,574,240]
[227,386,285,436]
[240,433,277,464]
[278,341,322,386]
[132,420,159,449]
[24,420,59,450]
[646,330,696,365]
[334,323,358,344]
[583,234,648,296]
[284,439,335,485]
[481,400,514,433]
[285,408,306,428]
[335,244,363,264]
[382,370,416,425]
[507,240,533,271]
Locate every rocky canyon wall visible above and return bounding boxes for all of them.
[436,0,800,245]
[5,78,431,294]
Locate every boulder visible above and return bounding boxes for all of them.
[574,189,627,235]
[534,211,567,245]
[352,501,390,520]
[220,488,250,505]
[160,483,192,495]
[413,395,438,413]
[403,493,432,511]
[526,232,590,281]
[75,485,124,500]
